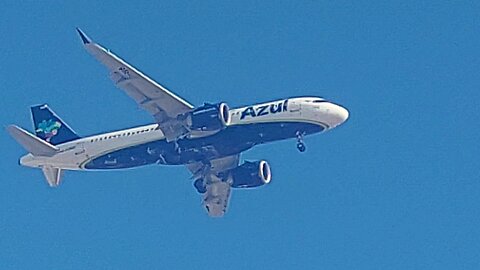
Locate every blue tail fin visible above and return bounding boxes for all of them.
[31,104,80,145]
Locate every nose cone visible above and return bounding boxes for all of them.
[323,103,349,128]
[334,104,349,126]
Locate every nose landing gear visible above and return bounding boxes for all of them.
[297,142,306,152]
[296,131,306,152]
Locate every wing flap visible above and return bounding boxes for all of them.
[203,181,231,217]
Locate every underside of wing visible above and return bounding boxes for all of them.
[76,28,194,120]
[186,155,239,217]
[187,155,273,217]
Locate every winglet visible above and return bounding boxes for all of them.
[76,27,92,44]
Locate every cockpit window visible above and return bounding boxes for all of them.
[313,99,327,103]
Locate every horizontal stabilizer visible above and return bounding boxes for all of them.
[42,166,63,187]
[6,125,58,156]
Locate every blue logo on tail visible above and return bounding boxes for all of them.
[35,119,62,142]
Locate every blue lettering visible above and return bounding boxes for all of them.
[240,100,289,120]
[240,107,256,120]
[257,105,269,116]
[270,103,282,113]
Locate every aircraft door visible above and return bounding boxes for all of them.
[288,100,302,115]
[74,142,90,163]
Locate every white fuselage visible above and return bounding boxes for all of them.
[20,97,349,170]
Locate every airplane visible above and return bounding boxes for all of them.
[7,28,349,217]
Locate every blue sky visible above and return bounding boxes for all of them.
[1,1,479,269]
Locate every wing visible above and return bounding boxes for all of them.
[76,28,194,121]
[186,155,240,217]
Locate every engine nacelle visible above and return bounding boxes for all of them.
[229,160,272,188]
[186,103,230,133]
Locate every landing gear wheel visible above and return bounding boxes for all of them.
[295,131,306,152]
[297,142,306,152]
[193,179,207,194]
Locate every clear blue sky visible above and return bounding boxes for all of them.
[1,1,479,269]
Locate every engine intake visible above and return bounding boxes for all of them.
[186,102,230,132]
[230,160,272,188]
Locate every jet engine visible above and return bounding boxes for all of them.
[184,103,230,133]
[229,160,272,188]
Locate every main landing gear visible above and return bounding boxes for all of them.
[194,178,207,194]
[296,131,306,152]
[192,161,211,194]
